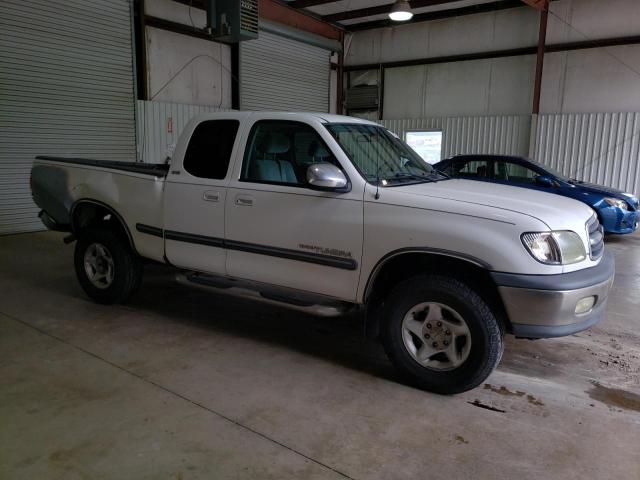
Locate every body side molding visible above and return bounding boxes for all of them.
[135,225,358,271]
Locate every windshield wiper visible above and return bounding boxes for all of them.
[384,173,435,184]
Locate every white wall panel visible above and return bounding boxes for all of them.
[146,27,232,108]
[345,7,537,66]
[347,0,640,116]
[383,56,535,118]
[382,115,531,160]
[540,46,640,114]
[145,0,206,29]
[546,0,640,44]
[345,0,640,66]
[532,112,640,194]
[136,100,227,163]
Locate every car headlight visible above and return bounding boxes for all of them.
[521,231,586,265]
[604,197,628,210]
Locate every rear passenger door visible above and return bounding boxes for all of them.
[163,118,241,274]
[224,119,364,301]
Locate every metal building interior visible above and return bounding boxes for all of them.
[1,0,639,478]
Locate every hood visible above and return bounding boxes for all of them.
[385,179,594,230]
[570,181,638,205]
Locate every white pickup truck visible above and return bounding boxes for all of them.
[31,112,615,394]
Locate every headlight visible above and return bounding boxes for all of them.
[604,197,628,210]
[521,231,586,265]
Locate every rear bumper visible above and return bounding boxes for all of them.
[38,210,70,232]
[491,251,615,338]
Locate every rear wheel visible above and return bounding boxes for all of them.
[74,226,142,304]
[381,274,504,394]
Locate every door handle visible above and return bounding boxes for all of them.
[203,191,219,202]
[235,194,253,206]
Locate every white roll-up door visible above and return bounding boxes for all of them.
[0,0,136,235]
[240,30,330,112]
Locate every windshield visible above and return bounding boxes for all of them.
[325,123,440,185]
[528,159,571,182]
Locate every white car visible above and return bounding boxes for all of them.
[31,112,614,394]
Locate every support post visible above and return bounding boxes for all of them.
[378,64,385,120]
[134,0,148,100]
[231,43,240,110]
[532,0,549,115]
[336,32,344,114]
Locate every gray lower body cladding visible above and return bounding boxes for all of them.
[491,251,615,338]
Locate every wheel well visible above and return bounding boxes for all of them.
[71,201,134,251]
[364,252,511,338]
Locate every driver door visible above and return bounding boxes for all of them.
[225,119,364,301]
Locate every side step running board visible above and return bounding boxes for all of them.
[176,272,357,317]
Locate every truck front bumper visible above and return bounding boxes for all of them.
[491,251,615,338]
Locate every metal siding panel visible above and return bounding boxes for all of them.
[532,112,640,194]
[240,30,330,112]
[0,0,136,235]
[136,100,228,163]
[380,115,530,161]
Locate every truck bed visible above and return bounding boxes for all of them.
[35,156,170,177]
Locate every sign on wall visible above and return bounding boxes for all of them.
[405,131,443,164]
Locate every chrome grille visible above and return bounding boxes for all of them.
[586,215,604,260]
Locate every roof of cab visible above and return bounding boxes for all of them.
[189,111,379,125]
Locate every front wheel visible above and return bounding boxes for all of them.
[381,274,504,394]
[74,226,142,304]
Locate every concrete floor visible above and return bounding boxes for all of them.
[1,231,639,480]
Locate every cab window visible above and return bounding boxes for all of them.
[183,120,239,179]
[241,121,340,186]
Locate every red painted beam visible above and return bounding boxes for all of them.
[522,0,548,10]
[531,0,549,114]
[260,0,342,40]
[288,0,339,8]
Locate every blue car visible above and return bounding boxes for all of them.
[434,155,639,234]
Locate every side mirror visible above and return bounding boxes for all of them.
[535,175,556,188]
[306,163,348,191]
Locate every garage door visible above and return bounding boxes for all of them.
[240,30,330,112]
[0,0,136,235]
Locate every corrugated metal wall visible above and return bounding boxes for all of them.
[0,0,136,235]
[531,113,640,194]
[381,115,531,160]
[240,30,330,112]
[136,100,226,163]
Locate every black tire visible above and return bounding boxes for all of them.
[74,226,143,304]
[381,274,504,394]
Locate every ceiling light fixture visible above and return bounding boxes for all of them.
[388,0,413,21]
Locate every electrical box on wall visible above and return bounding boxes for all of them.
[210,0,259,43]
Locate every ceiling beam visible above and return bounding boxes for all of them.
[323,0,462,23]
[344,34,640,71]
[347,0,525,31]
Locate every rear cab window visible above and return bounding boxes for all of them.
[183,120,240,179]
